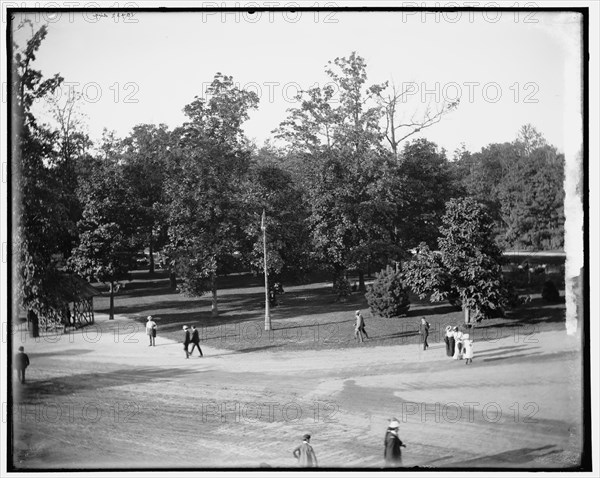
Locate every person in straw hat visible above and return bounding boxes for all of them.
[292,433,318,468]
[384,418,406,467]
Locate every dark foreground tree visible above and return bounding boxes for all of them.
[13,22,70,336]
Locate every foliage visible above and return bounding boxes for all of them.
[69,156,140,318]
[365,265,410,318]
[454,125,564,250]
[403,197,512,320]
[13,22,76,329]
[165,73,259,306]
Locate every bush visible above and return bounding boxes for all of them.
[365,266,411,318]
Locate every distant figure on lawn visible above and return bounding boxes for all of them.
[463,333,474,365]
[354,310,369,342]
[146,315,157,346]
[452,326,464,360]
[292,434,318,468]
[444,325,454,357]
[15,346,30,384]
[384,418,406,467]
[419,318,430,350]
[189,325,203,357]
[183,325,191,358]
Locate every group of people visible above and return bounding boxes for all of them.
[292,418,406,468]
[444,325,474,364]
[182,324,203,358]
[145,316,204,358]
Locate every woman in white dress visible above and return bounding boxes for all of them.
[463,333,474,364]
[452,327,464,360]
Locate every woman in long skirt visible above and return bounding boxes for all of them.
[452,327,463,360]
[444,326,453,357]
[463,334,474,364]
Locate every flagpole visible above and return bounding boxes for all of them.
[262,209,271,331]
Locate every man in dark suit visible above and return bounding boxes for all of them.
[183,325,191,358]
[384,419,406,467]
[189,325,203,357]
[15,346,30,383]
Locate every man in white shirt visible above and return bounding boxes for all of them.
[146,315,157,346]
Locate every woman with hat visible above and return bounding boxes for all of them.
[292,433,318,468]
[384,418,406,467]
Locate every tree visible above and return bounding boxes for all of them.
[275,53,404,296]
[12,22,70,336]
[457,125,564,250]
[397,139,460,249]
[69,154,140,320]
[166,73,259,316]
[373,81,459,159]
[121,123,173,273]
[403,197,512,323]
[242,156,313,283]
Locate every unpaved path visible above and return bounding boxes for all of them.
[11,314,583,469]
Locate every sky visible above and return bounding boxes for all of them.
[11,7,583,156]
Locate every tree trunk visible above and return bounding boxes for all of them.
[211,273,219,317]
[169,270,177,290]
[148,232,155,275]
[28,309,39,338]
[358,270,366,292]
[464,306,471,326]
[109,281,115,320]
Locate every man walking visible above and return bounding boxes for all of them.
[292,434,318,468]
[354,310,369,343]
[420,317,430,350]
[146,315,157,346]
[15,346,30,384]
[189,325,203,357]
[182,325,191,358]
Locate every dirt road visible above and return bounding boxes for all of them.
[11,314,583,469]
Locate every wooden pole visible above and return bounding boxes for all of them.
[262,210,271,331]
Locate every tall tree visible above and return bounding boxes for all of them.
[69,144,140,320]
[166,73,259,316]
[12,22,70,336]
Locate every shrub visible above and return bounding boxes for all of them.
[365,266,411,318]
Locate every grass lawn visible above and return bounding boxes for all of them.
[93,269,566,353]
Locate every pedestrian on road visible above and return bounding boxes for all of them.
[420,317,430,350]
[15,346,30,384]
[444,325,453,356]
[463,333,474,364]
[292,434,318,468]
[182,325,191,358]
[384,418,406,467]
[146,315,157,346]
[354,310,369,342]
[189,325,203,357]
